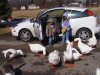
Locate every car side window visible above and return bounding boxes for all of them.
[46,9,64,17]
[41,9,65,24]
[70,10,89,19]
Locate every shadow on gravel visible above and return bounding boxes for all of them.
[0,70,3,75]
[15,63,26,75]
[32,61,45,66]
[0,52,6,65]
[15,69,57,75]
[9,58,25,65]
[14,54,27,60]
[22,70,56,75]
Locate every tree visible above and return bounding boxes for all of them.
[55,0,63,7]
[31,0,35,4]
[0,0,12,19]
[35,0,48,8]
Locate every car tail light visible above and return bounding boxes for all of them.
[86,10,94,16]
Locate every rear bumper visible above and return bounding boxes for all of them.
[93,25,100,34]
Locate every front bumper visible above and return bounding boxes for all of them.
[11,27,19,37]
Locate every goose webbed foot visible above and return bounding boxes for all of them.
[35,51,44,57]
[64,61,70,68]
[50,64,56,70]
[69,63,75,68]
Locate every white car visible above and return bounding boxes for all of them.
[11,7,100,42]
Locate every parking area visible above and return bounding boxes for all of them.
[0,27,100,75]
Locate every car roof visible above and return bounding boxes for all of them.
[45,7,87,12]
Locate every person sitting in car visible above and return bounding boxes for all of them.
[46,18,57,47]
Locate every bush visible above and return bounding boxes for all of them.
[0,0,12,20]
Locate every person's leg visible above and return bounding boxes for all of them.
[65,31,70,42]
[49,37,52,46]
[69,30,72,41]
[49,36,53,47]
[52,35,55,45]
[62,33,66,45]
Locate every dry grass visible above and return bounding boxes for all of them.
[0,27,11,35]
[12,7,100,18]
[12,9,41,19]
[89,7,100,16]
[88,7,100,23]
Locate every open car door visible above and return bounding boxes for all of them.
[34,18,43,40]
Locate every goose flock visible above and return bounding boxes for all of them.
[1,32,98,75]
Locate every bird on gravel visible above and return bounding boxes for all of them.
[96,68,100,75]
[70,41,83,61]
[74,38,94,54]
[48,50,60,69]
[87,32,97,48]
[28,43,46,56]
[63,40,75,68]
[2,49,24,60]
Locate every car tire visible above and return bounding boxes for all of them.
[19,29,33,42]
[76,28,92,42]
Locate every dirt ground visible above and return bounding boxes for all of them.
[0,29,100,75]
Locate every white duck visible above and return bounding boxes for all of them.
[28,44,46,56]
[16,49,24,56]
[96,68,100,75]
[70,42,82,60]
[74,38,94,54]
[63,40,74,68]
[2,49,24,60]
[87,32,97,48]
[48,50,60,68]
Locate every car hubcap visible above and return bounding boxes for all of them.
[79,31,89,41]
[21,31,30,41]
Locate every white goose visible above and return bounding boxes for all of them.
[2,49,24,60]
[74,38,93,54]
[70,42,82,60]
[87,32,97,48]
[96,68,100,75]
[16,49,24,56]
[48,50,60,68]
[63,40,75,68]
[28,44,46,56]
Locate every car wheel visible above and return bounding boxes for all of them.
[19,29,33,42]
[76,28,92,42]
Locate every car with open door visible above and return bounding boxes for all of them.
[11,7,100,42]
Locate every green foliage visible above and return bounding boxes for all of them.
[0,0,12,20]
